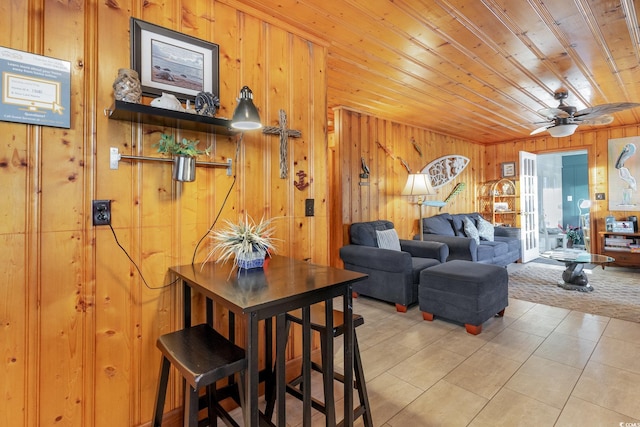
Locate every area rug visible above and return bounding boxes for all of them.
[507,263,640,323]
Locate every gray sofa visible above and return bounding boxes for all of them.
[419,213,521,266]
[339,220,449,312]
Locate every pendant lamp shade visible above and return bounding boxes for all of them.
[231,86,262,130]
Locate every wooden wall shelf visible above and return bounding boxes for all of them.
[105,100,237,135]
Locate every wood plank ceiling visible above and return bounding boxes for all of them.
[235,0,640,143]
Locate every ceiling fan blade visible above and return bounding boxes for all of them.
[575,102,640,119]
[537,107,570,119]
[575,115,614,126]
[530,125,551,135]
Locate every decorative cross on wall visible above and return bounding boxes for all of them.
[262,109,302,179]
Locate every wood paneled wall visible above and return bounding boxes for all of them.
[330,109,640,267]
[330,108,485,267]
[3,1,639,426]
[1,1,326,426]
[484,124,640,255]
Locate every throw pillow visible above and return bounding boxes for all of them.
[376,228,401,251]
[463,216,480,245]
[422,213,455,236]
[350,220,394,247]
[450,214,467,236]
[476,216,495,241]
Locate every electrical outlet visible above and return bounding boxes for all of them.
[92,200,111,226]
[305,199,314,217]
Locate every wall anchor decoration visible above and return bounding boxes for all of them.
[421,155,469,188]
[294,170,310,190]
[262,109,302,179]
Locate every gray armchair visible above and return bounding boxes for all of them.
[339,220,448,312]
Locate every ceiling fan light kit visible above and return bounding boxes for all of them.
[547,124,579,138]
[530,88,640,137]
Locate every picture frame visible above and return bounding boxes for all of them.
[501,161,516,178]
[0,46,71,128]
[130,18,219,102]
[608,137,639,211]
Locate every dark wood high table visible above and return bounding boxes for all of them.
[170,256,368,427]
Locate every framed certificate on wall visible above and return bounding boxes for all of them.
[0,46,71,128]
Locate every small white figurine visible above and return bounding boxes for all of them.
[150,92,184,112]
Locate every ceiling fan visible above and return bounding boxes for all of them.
[530,88,640,137]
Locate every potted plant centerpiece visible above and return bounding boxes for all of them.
[560,224,582,248]
[154,133,211,182]
[204,215,278,273]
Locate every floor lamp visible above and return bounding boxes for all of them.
[401,173,436,240]
[578,199,591,251]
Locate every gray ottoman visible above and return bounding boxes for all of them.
[419,260,508,334]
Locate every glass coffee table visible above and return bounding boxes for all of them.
[540,249,615,292]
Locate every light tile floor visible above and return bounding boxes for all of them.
[225,265,640,427]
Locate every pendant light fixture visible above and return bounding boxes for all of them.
[231,86,262,130]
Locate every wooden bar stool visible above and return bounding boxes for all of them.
[266,304,373,427]
[152,324,247,427]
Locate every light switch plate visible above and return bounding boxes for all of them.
[305,199,314,216]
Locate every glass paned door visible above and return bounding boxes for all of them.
[520,151,539,263]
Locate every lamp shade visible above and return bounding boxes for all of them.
[578,199,591,216]
[401,173,435,196]
[548,124,578,138]
[578,199,591,210]
[231,86,262,130]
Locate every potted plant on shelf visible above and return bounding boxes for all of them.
[204,215,278,273]
[153,133,211,182]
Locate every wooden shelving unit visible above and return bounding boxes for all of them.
[105,100,237,135]
[477,178,518,226]
[600,231,640,267]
